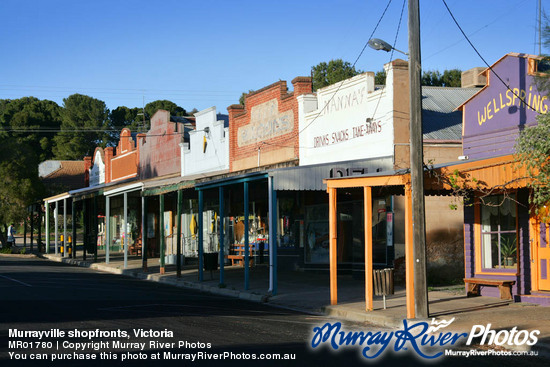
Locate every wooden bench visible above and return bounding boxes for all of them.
[226,244,255,266]
[464,278,516,300]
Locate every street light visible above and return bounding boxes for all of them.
[367,38,409,57]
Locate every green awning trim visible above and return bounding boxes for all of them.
[142,180,195,197]
[73,189,103,201]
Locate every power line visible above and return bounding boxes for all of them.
[426,0,530,61]
[369,0,406,122]
[442,0,538,112]
[297,0,394,136]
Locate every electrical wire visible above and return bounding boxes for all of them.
[297,0,394,137]
[442,0,538,112]
[369,0,406,122]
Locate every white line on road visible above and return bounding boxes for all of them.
[0,274,32,287]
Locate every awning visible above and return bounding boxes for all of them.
[270,156,394,191]
[195,171,268,190]
[142,176,195,197]
[69,184,104,201]
[104,181,143,197]
[43,192,71,204]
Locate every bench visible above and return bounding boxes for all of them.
[226,244,255,266]
[464,278,516,300]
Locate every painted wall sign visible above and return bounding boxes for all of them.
[462,54,546,159]
[329,167,367,178]
[237,99,294,147]
[464,55,543,136]
[299,72,394,166]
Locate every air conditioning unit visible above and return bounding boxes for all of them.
[461,67,487,88]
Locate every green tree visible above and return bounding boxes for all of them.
[421,69,462,87]
[109,106,144,144]
[0,139,43,245]
[375,70,387,85]
[311,59,363,91]
[52,94,109,160]
[440,69,462,87]
[421,70,442,86]
[515,113,550,215]
[144,100,186,120]
[0,97,61,161]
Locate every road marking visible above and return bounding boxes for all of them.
[0,274,32,287]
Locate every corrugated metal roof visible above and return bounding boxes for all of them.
[422,87,480,141]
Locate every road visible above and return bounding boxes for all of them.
[0,256,547,367]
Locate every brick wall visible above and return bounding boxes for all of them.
[110,128,139,182]
[228,77,312,172]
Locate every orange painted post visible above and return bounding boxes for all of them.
[364,186,373,311]
[405,184,415,319]
[329,187,338,305]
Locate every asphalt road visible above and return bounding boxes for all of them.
[0,256,546,367]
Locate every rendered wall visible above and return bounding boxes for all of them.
[182,106,229,177]
[139,110,183,179]
[298,71,394,166]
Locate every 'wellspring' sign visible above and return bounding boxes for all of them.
[462,54,547,159]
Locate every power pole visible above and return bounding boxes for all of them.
[408,0,429,319]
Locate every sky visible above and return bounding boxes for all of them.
[0,0,545,115]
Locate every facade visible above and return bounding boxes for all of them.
[296,60,478,273]
[181,106,229,177]
[458,53,550,305]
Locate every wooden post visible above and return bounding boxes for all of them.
[364,186,373,311]
[329,187,338,305]
[405,183,415,319]
[409,0,429,319]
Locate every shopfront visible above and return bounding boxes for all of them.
[457,52,550,305]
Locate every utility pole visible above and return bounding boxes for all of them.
[408,0,429,319]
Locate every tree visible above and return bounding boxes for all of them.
[421,69,462,87]
[440,69,462,87]
[109,106,144,144]
[0,139,43,245]
[52,94,110,160]
[311,59,363,91]
[375,70,387,85]
[0,97,61,161]
[515,113,550,215]
[144,100,186,120]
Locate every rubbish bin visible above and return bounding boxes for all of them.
[373,268,394,309]
[203,252,218,271]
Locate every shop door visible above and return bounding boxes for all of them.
[539,224,550,291]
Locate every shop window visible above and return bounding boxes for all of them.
[480,194,517,270]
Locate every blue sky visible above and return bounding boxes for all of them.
[0,0,545,114]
